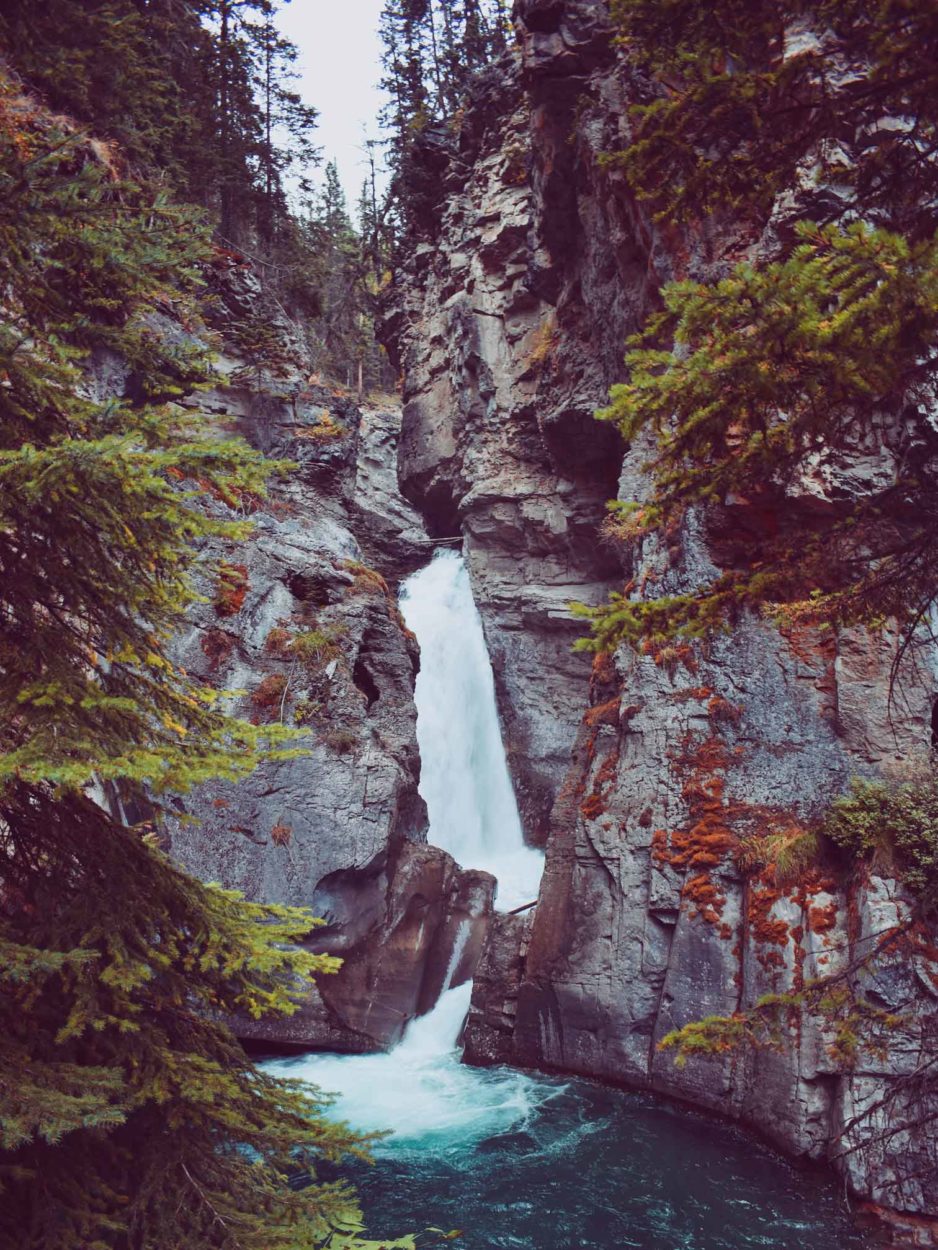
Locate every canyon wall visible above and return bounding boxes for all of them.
[164,263,491,1052]
[390,0,938,1235]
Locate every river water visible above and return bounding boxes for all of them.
[264,551,871,1250]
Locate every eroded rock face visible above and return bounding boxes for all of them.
[390,0,938,1230]
[163,319,488,1049]
[391,5,634,841]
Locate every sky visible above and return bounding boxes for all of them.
[276,0,390,213]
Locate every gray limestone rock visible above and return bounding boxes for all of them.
[387,0,938,1233]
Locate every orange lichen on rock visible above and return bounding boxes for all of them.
[683,873,727,925]
[778,621,837,719]
[201,626,234,672]
[579,748,620,821]
[670,685,714,703]
[214,562,249,617]
[250,673,288,722]
[748,871,791,976]
[707,695,742,724]
[584,697,621,728]
[654,734,738,926]
[808,900,838,934]
[641,638,699,676]
[590,650,617,690]
[264,626,293,657]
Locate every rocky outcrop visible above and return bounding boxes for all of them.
[390,0,938,1232]
[390,7,629,842]
[163,286,489,1049]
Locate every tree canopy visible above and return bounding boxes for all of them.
[578,0,938,660]
[0,42,376,1250]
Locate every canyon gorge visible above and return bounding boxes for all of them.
[154,2,938,1243]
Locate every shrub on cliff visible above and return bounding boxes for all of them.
[824,770,938,912]
[579,0,938,660]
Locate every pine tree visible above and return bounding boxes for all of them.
[249,10,321,244]
[0,65,378,1250]
[0,0,320,250]
[377,0,509,238]
[585,2,938,1146]
[579,0,938,659]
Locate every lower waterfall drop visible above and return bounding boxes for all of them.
[266,548,548,1146]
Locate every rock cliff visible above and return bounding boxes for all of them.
[389,0,938,1235]
[164,265,492,1052]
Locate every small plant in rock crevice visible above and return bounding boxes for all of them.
[291,625,345,669]
[214,561,249,617]
[250,673,288,723]
[342,560,389,597]
[201,626,235,672]
[322,727,358,754]
[823,764,938,913]
[292,695,322,726]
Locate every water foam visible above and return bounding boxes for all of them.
[399,550,544,912]
[265,984,547,1152]
[264,550,547,1149]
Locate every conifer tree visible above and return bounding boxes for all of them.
[377,0,509,237]
[249,9,321,244]
[0,66,376,1250]
[0,0,320,251]
[583,0,938,1149]
[579,0,938,661]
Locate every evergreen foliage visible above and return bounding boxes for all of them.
[378,0,511,235]
[591,1,938,1146]
[608,0,938,233]
[0,0,320,246]
[0,785,368,1250]
[579,0,938,656]
[303,162,391,393]
[0,76,291,792]
[0,67,376,1250]
[658,979,905,1071]
[824,770,938,911]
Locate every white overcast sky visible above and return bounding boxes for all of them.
[276,0,390,211]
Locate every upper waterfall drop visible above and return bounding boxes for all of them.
[399,549,544,912]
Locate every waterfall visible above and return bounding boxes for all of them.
[264,549,547,1144]
[262,556,869,1248]
[399,549,544,912]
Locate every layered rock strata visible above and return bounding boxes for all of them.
[165,285,489,1050]
[390,0,938,1231]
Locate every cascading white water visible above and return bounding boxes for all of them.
[259,555,867,1250]
[398,549,544,912]
[264,549,548,1145]
[265,982,545,1151]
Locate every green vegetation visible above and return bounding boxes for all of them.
[824,770,938,912]
[579,0,938,657]
[0,0,319,245]
[659,982,905,1071]
[657,763,938,1075]
[0,25,387,1250]
[1,789,372,1250]
[292,627,346,669]
[378,0,511,236]
[0,77,288,794]
[0,0,394,392]
[735,827,821,888]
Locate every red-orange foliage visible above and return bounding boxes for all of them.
[201,627,234,671]
[214,563,249,617]
[250,673,287,722]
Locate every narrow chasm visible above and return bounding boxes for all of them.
[263,549,868,1250]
